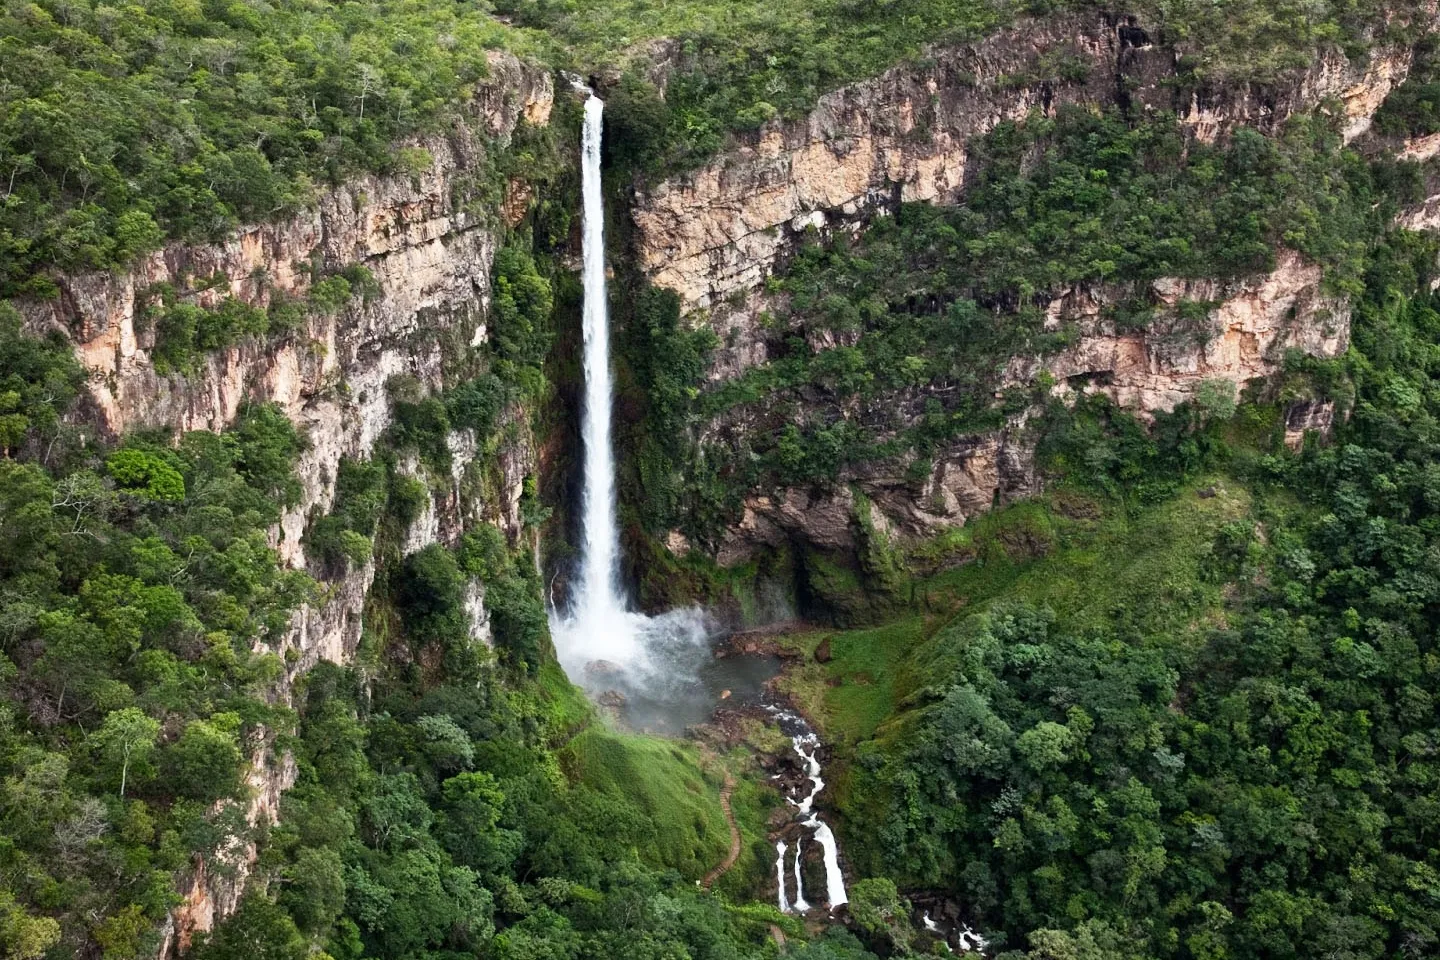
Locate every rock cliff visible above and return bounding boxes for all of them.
[629,16,1432,567]
[19,51,555,954]
[632,13,1415,313]
[710,248,1349,565]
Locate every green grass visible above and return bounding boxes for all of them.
[714,748,786,901]
[536,658,594,742]
[560,727,731,879]
[774,475,1257,831]
[779,618,931,747]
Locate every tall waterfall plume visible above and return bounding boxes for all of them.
[572,94,625,638]
[550,92,710,688]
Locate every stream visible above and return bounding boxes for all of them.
[768,706,849,912]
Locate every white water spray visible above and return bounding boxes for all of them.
[792,839,811,912]
[550,92,712,701]
[775,842,790,913]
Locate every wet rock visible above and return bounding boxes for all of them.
[597,690,627,709]
[813,638,833,664]
[584,659,623,679]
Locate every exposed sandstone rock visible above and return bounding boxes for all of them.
[157,744,298,957]
[714,422,1036,566]
[1012,249,1350,413]
[632,15,1415,314]
[635,14,1414,566]
[1285,399,1339,450]
[710,250,1346,565]
[21,52,553,673]
[19,53,554,954]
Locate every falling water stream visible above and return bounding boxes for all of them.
[549,91,711,691]
[552,86,852,920]
[770,707,848,911]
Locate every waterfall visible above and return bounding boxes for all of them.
[792,839,811,912]
[775,842,790,913]
[550,92,711,694]
[572,94,626,637]
[768,706,849,911]
[808,817,848,908]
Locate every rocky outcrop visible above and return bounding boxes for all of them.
[22,53,553,674]
[715,425,1035,566]
[710,251,1349,565]
[634,14,1421,567]
[1010,249,1349,412]
[19,53,556,954]
[632,14,1416,314]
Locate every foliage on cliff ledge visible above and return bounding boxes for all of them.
[0,308,319,956]
[0,0,519,297]
[626,107,1395,546]
[513,0,1429,171]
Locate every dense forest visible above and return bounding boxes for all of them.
[7,0,1440,959]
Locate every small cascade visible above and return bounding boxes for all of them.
[958,927,990,953]
[791,839,810,912]
[920,910,990,954]
[768,706,849,911]
[808,817,848,908]
[775,842,790,913]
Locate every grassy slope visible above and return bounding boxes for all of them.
[559,725,734,878]
[776,474,1263,857]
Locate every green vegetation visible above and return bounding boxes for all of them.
[0,291,866,960]
[513,0,1427,173]
[557,728,730,877]
[9,0,1440,958]
[1374,38,1440,137]
[141,263,376,375]
[3,0,1424,300]
[0,312,316,956]
[621,106,1394,549]
[774,229,1440,959]
[0,0,522,296]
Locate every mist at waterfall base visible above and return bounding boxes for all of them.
[547,94,776,734]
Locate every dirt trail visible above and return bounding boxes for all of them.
[701,770,741,890]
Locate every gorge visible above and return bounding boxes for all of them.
[4,2,1440,959]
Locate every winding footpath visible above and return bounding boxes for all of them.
[701,770,742,890]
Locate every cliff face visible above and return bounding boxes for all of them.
[20,52,555,954]
[630,17,1428,566]
[632,14,1413,314]
[710,249,1348,565]
[26,52,552,668]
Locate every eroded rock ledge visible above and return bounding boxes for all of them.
[712,249,1349,566]
[632,15,1435,569]
[632,13,1414,314]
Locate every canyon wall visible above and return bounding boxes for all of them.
[632,13,1413,315]
[629,15,1433,564]
[18,51,556,954]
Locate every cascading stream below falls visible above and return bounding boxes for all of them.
[770,707,848,911]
